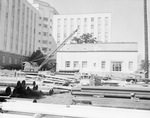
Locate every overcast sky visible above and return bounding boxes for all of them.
[42,0,150,57]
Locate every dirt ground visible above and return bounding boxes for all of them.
[37,92,73,105]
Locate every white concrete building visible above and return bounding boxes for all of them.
[0,0,40,66]
[57,42,138,75]
[53,13,111,45]
[29,0,59,55]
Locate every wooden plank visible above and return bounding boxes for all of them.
[71,91,150,99]
[80,89,150,95]
[92,97,150,110]
[0,113,32,118]
[2,102,150,118]
[81,86,150,92]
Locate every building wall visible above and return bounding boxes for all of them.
[0,0,40,56]
[0,51,27,67]
[57,43,138,74]
[0,0,40,66]
[53,13,111,45]
[30,0,59,55]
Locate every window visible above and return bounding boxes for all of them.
[91,32,94,37]
[82,61,87,68]
[43,24,48,28]
[42,47,47,52]
[15,59,17,64]
[77,18,80,25]
[57,40,60,45]
[112,62,122,71]
[98,17,101,24]
[84,25,87,33]
[84,18,87,22]
[64,19,67,26]
[91,17,94,22]
[71,18,74,25]
[91,25,94,29]
[105,36,108,42]
[9,57,12,64]
[43,17,48,21]
[2,56,5,63]
[57,26,60,33]
[65,61,70,68]
[105,17,108,25]
[43,32,48,36]
[57,19,61,25]
[98,24,101,32]
[93,63,96,67]
[101,61,106,69]
[129,61,133,70]
[98,32,101,41]
[74,61,79,68]
[64,33,67,38]
[42,40,48,44]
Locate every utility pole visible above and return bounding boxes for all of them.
[144,0,149,78]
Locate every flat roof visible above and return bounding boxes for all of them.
[58,42,138,52]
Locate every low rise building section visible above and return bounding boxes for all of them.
[57,42,138,76]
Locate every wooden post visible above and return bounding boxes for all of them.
[144,0,149,78]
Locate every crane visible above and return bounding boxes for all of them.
[22,28,78,72]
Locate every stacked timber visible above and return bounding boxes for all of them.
[71,86,150,109]
[72,86,150,99]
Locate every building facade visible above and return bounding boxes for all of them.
[53,13,111,45]
[29,0,59,55]
[57,42,138,75]
[0,0,40,66]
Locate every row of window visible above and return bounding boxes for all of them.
[39,32,52,37]
[65,61,133,71]
[3,1,37,56]
[1,56,21,64]
[57,17,109,26]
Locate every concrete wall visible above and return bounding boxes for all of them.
[57,51,138,74]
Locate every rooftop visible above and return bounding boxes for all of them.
[58,42,138,52]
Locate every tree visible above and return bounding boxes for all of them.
[71,33,97,44]
[138,60,150,72]
[28,50,45,66]
[71,37,83,44]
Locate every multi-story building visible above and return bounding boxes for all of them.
[0,0,40,67]
[53,13,111,45]
[29,0,59,55]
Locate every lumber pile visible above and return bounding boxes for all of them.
[1,101,150,118]
[71,86,150,110]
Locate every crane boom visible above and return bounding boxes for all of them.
[38,28,78,70]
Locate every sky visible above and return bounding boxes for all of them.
[42,0,150,58]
